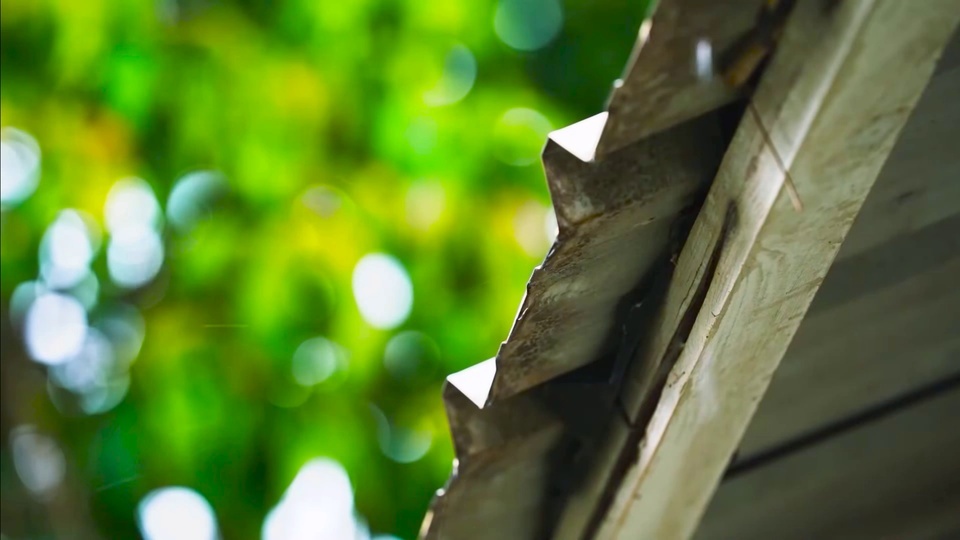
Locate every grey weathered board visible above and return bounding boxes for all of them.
[423,4,960,539]
[421,114,727,539]
[831,51,960,261]
[735,34,960,460]
[485,0,770,403]
[594,0,765,158]
[590,2,959,537]
[697,387,960,539]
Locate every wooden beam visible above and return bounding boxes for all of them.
[830,51,960,261]
[738,43,960,456]
[594,0,765,158]
[421,110,726,538]
[420,360,567,540]
[739,239,960,458]
[584,2,960,539]
[697,385,960,540]
[486,111,724,403]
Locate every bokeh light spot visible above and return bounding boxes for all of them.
[10,425,65,499]
[383,330,439,380]
[352,254,414,330]
[494,0,563,52]
[46,324,130,416]
[107,224,164,288]
[79,372,130,415]
[404,181,446,232]
[302,185,344,218]
[10,280,43,325]
[97,305,146,366]
[105,177,162,233]
[167,171,225,233]
[68,272,100,312]
[39,210,97,290]
[514,201,554,257]
[105,177,165,288]
[0,127,41,206]
[383,426,433,464]
[423,44,477,106]
[49,327,115,394]
[138,487,218,540]
[24,293,87,365]
[493,107,553,166]
[371,405,433,464]
[262,458,358,540]
[292,337,346,386]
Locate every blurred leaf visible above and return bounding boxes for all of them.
[0,0,639,537]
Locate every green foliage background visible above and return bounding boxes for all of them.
[0,0,645,538]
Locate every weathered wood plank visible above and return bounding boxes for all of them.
[833,58,960,261]
[935,24,960,73]
[486,112,724,403]
[697,387,960,540]
[735,34,960,457]
[809,215,960,315]
[738,254,960,457]
[421,360,567,540]
[424,358,628,540]
[422,4,764,537]
[594,0,766,159]
[592,2,960,538]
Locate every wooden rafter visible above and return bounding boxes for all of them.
[590,1,960,538]
[595,0,765,159]
[421,1,960,539]
[486,0,769,402]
